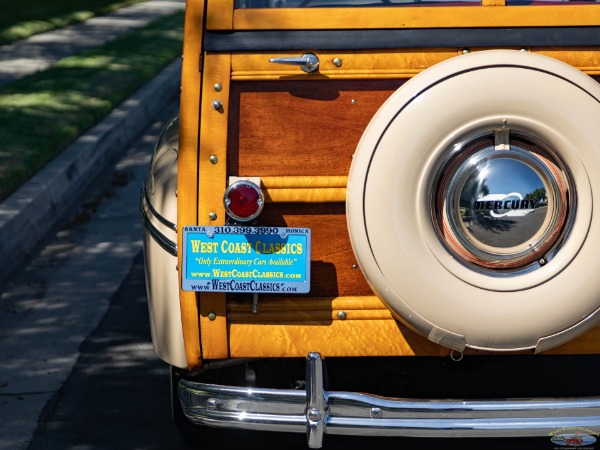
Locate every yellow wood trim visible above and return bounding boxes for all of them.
[199,293,229,358]
[206,0,234,30]
[227,296,433,356]
[261,176,348,189]
[198,53,230,232]
[232,72,418,81]
[482,0,505,5]
[229,310,393,322]
[232,5,600,30]
[229,322,600,358]
[197,52,232,359]
[229,296,389,322]
[178,0,204,371]
[231,49,600,81]
[227,297,404,356]
[260,176,349,203]
[231,50,458,81]
[541,326,600,355]
[539,48,600,75]
[229,320,447,358]
[264,188,346,203]
[227,296,600,356]
[229,296,386,311]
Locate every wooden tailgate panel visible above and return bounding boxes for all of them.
[228,80,403,176]
[227,79,403,298]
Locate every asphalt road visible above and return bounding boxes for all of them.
[26,252,185,450]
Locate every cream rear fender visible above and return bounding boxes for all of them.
[141,116,187,368]
[347,50,600,352]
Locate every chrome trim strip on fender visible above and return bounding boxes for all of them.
[178,353,600,449]
[144,184,177,231]
[140,185,178,256]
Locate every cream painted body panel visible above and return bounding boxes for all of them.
[143,234,187,368]
[142,117,187,368]
[347,50,600,352]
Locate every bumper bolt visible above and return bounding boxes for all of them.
[206,398,217,410]
[370,408,383,419]
[307,408,322,422]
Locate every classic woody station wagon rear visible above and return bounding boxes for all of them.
[141,0,600,447]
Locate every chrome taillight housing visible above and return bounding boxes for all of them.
[223,180,264,222]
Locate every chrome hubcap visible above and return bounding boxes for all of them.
[431,129,575,274]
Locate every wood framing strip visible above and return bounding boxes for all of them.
[206,0,234,30]
[177,0,204,371]
[232,5,600,30]
[231,50,457,81]
[230,49,600,81]
[228,319,449,358]
[227,295,600,356]
[262,176,348,188]
[228,296,387,312]
[228,321,600,357]
[228,296,392,322]
[197,53,232,360]
[261,176,348,203]
[264,188,346,203]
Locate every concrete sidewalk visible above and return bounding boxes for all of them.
[0,0,184,283]
[0,0,185,86]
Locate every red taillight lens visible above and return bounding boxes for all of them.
[224,180,264,222]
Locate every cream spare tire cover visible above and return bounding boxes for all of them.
[347,50,600,352]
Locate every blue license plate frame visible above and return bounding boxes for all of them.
[181,225,311,294]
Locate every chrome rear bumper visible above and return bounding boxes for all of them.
[178,353,600,448]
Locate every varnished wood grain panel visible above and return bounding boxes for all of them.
[228,80,403,177]
[230,50,459,80]
[228,319,443,358]
[257,203,372,297]
[228,319,600,358]
[226,296,600,357]
[233,5,600,30]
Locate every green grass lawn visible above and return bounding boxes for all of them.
[0,11,184,201]
[0,0,146,45]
